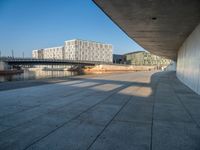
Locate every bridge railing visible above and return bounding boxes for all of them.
[0,57,113,65]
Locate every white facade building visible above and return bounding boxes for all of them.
[32,50,38,58]
[32,49,43,59]
[32,39,113,63]
[42,46,63,59]
[32,46,63,59]
[64,39,113,62]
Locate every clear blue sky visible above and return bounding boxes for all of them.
[0,0,144,57]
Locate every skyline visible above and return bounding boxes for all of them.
[0,0,144,57]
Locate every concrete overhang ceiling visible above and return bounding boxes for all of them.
[93,0,200,60]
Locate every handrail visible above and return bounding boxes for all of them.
[0,57,114,65]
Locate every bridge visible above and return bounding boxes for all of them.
[0,57,111,66]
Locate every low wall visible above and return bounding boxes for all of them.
[83,64,157,73]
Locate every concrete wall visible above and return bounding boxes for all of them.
[177,23,200,95]
[83,64,157,73]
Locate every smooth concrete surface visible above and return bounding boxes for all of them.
[93,0,200,60]
[0,71,200,150]
[177,23,200,95]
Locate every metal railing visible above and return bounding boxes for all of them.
[0,57,113,65]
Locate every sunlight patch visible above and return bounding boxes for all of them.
[91,84,122,91]
[134,87,152,97]
[118,86,140,96]
[119,86,152,97]
[56,80,83,85]
[71,82,98,87]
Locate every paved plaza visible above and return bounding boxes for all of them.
[0,71,200,150]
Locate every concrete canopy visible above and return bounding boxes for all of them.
[93,0,200,60]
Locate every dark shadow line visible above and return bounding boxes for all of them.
[150,75,161,150]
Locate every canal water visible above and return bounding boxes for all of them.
[0,68,83,82]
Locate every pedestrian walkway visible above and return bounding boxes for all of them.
[0,71,199,150]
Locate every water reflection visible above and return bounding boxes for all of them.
[0,68,81,82]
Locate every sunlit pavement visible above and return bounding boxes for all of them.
[0,71,200,150]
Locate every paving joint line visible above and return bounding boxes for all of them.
[170,79,200,129]
[23,82,133,150]
[113,119,152,124]
[150,75,161,150]
[86,86,142,150]
[0,83,113,133]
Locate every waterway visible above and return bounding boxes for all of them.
[0,68,82,82]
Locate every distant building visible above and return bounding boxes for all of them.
[64,39,113,62]
[32,49,43,59]
[113,54,124,64]
[32,39,113,63]
[42,46,63,59]
[124,51,171,66]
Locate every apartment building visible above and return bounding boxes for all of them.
[124,51,171,66]
[64,39,113,62]
[42,46,63,59]
[32,49,43,59]
[32,46,63,59]
[32,39,113,63]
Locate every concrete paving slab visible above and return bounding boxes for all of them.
[154,103,193,123]
[115,99,153,123]
[0,71,200,150]
[0,118,59,150]
[152,121,200,150]
[0,125,10,133]
[0,90,114,150]
[177,94,200,105]
[25,105,124,149]
[0,80,88,107]
[89,121,151,150]
[0,83,115,127]
[0,79,129,150]
[25,87,132,150]
[155,96,181,105]
[27,119,103,150]
[0,105,35,118]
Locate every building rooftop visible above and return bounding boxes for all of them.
[124,50,147,56]
[64,39,112,46]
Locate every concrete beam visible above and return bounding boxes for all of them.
[93,0,200,60]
